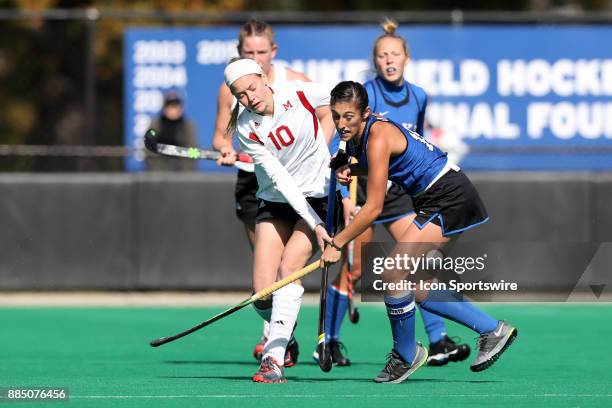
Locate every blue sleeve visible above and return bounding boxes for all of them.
[339,185,349,199]
[413,86,428,135]
[364,80,377,113]
[416,94,427,135]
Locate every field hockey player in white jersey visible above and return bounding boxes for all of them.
[212,19,311,365]
[224,58,336,383]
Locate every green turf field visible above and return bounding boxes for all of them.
[2,303,611,407]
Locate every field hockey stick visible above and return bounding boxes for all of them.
[346,168,360,324]
[315,141,346,372]
[143,129,254,172]
[150,260,320,348]
[316,173,335,372]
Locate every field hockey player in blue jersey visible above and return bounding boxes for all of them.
[321,18,470,368]
[320,81,517,383]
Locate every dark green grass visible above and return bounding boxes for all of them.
[1,304,611,407]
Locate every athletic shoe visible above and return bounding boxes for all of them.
[284,337,299,368]
[311,340,350,366]
[374,343,428,384]
[253,356,286,383]
[254,336,299,366]
[329,340,351,366]
[427,335,471,366]
[470,320,517,372]
[252,336,266,363]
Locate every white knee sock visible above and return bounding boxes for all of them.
[263,283,304,365]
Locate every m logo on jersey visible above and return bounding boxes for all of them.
[282,100,293,111]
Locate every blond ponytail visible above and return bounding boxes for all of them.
[373,17,410,59]
[380,17,398,36]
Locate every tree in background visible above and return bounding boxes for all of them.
[0,0,607,171]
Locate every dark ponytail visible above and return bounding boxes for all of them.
[225,56,248,136]
[226,101,241,136]
[330,81,369,114]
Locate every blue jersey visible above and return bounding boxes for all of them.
[349,116,447,196]
[363,76,427,135]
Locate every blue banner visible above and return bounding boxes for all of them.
[124,25,612,171]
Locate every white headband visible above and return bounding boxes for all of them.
[224,59,263,88]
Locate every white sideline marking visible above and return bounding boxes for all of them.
[70,394,612,399]
[1,291,610,307]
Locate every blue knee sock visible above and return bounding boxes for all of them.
[418,290,498,334]
[385,291,416,363]
[325,285,348,342]
[419,306,447,344]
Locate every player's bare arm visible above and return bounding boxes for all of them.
[212,82,238,165]
[315,106,336,145]
[331,127,390,250]
[286,68,311,82]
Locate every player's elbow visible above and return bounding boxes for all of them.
[362,202,383,222]
[212,133,227,151]
[370,204,383,220]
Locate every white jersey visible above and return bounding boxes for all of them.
[236,80,331,230]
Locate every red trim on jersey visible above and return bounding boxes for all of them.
[249,132,264,145]
[296,91,318,139]
[267,85,275,94]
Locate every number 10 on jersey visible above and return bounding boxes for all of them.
[268,125,295,151]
